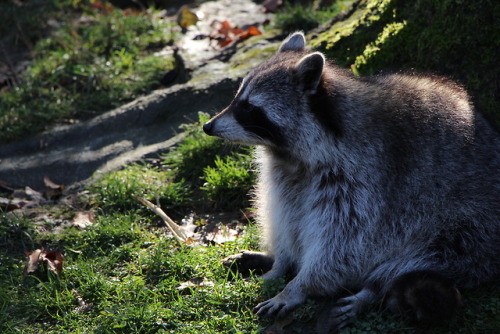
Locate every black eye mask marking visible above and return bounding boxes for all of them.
[233,100,287,147]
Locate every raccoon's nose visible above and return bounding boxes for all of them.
[203,122,213,135]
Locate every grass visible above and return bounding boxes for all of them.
[201,152,254,210]
[90,112,255,212]
[0,0,176,144]
[0,0,498,333]
[0,210,264,333]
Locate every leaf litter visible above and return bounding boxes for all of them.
[23,247,64,276]
[208,20,262,48]
[134,196,245,246]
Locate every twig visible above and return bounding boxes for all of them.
[72,289,93,314]
[133,195,187,244]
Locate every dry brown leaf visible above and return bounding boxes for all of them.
[40,250,64,275]
[89,0,114,14]
[23,249,43,275]
[72,211,95,228]
[23,248,64,276]
[209,20,262,47]
[43,176,63,190]
[183,236,196,246]
[43,176,64,199]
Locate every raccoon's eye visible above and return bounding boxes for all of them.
[234,100,286,146]
[235,100,263,117]
[238,100,257,113]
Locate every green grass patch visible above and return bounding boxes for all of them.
[91,163,190,211]
[92,112,255,213]
[0,1,176,144]
[0,210,264,333]
[202,152,254,210]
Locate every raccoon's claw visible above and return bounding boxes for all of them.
[316,299,357,333]
[253,299,286,318]
[253,299,292,319]
[253,293,302,319]
[328,299,358,330]
[317,289,377,333]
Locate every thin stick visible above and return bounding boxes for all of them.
[133,195,187,244]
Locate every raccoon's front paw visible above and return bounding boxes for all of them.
[253,291,304,319]
[324,296,360,330]
[316,288,377,333]
[222,251,274,276]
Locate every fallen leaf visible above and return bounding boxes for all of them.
[89,0,114,14]
[246,25,263,37]
[72,211,95,228]
[40,250,64,275]
[23,248,64,276]
[176,277,215,291]
[177,5,199,30]
[43,176,64,200]
[23,249,43,275]
[209,20,262,48]
[122,8,140,16]
[43,176,64,190]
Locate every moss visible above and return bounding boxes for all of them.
[311,0,500,123]
[230,44,279,73]
[353,20,407,69]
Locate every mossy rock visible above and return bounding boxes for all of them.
[311,0,500,123]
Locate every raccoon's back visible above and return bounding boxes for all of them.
[367,74,499,181]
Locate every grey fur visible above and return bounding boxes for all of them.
[203,32,500,330]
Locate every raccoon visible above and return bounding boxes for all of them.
[203,32,500,331]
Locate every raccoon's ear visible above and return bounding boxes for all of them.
[278,31,306,53]
[295,52,324,94]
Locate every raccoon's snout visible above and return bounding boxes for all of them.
[203,121,214,135]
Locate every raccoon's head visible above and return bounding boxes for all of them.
[203,32,333,154]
